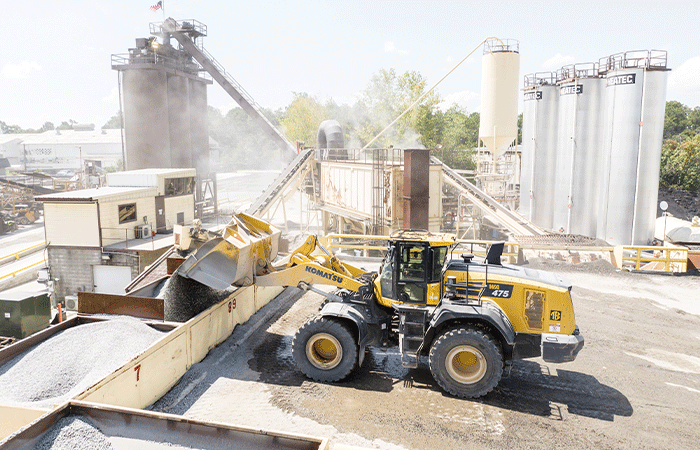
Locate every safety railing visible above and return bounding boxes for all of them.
[318,234,520,263]
[524,72,557,87]
[558,62,599,81]
[598,50,667,74]
[100,226,161,250]
[613,245,688,273]
[0,243,46,267]
[110,51,204,78]
[0,258,47,281]
[483,38,519,54]
[150,19,207,37]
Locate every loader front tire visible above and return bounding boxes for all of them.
[292,317,357,382]
[429,327,503,398]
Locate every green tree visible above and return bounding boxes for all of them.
[102,112,123,129]
[357,69,441,148]
[660,134,700,190]
[279,93,326,147]
[0,121,23,134]
[57,120,77,130]
[664,101,690,139]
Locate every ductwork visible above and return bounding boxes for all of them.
[316,120,347,160]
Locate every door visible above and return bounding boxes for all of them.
[155,195,166,233]
[397,243,428,304]
[93,265,132,295]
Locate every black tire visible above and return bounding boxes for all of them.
[428,327,503,398]
[292,317,357,382]
[18,217,29,225]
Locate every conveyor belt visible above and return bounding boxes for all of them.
[247,149,315,217]
[435,156,546,236]
[164,18,297,161]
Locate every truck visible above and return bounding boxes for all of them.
[176,214,584,398]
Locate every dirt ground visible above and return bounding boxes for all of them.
[151,259,700,450]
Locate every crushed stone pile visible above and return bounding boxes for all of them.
[33,416,113,450]
[163,274,236,322]
[0,317,164,408]
[658,188,700,221]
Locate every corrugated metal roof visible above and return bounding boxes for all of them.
[107,168,196,187]
[35,186,156,202]
[18,129,122,145]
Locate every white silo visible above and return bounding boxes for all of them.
[552,63,605,236]
[520,72,558,230]
[479,39,520,170]
[597,51,669,245]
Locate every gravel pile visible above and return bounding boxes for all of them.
[0,317,164,408]
[33,416,113,450]
[163,274,236,322]
[658,187,700,221]
[525,257,622,276]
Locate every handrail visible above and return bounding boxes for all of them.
[613,245,687,273]
[318,233,520,263]
[0,258,47,281]
[0,242,47,266]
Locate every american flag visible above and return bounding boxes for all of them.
[150,1,163,11]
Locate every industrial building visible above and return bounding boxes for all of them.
[35,168,195,303]
[0,127,123,173]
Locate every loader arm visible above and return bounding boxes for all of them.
[256,235,367,292]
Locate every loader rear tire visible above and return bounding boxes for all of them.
[292,317,357,382]
[428,327,503,398]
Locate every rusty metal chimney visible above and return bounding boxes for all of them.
[402,149,430,230]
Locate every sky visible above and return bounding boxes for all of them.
[1,0,699,130]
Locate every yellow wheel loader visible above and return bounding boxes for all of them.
[176,216,584,398]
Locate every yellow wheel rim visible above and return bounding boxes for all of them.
[445,345,487,384]
[306,333,342,370]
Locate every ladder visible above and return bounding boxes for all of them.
[164,18,297,161]
[396,305,429,369]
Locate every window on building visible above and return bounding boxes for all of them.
[164,177,195,196]
[118,203,137,224]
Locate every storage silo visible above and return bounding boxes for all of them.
[189,78,210,178]
[597,51,669,245]
[479,39,520,167]
[122,69,171,170]
[168,74,192,169]
[552,64,605,236]
[520,72,558,230]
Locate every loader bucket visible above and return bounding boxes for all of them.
[175,237,249,289]
[174,213,281,290]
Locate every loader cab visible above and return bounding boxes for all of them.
[378,238,450,307]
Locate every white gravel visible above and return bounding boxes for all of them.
[33,416,113,450]
[0,317,165,408]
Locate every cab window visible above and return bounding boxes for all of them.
[380,248,395,299]
[430,246,448,282]
[398,244,427,282]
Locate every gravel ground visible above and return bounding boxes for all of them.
[146,259,700,450]
[658,188,700,221]
[0,317,164,408]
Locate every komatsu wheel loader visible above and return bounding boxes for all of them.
[176,214,584,398]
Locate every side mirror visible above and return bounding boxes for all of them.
[398,292,410,303]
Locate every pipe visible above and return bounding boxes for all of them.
[316,120,346,160]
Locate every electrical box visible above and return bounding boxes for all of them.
[0,291,51,339]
